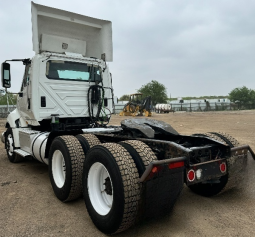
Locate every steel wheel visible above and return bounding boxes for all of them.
[52,150,66,188]
[6,133,14,157]
[87,162,113,215]
[49,135,85,202]
[5,128,23,163]
[83,143,140,234]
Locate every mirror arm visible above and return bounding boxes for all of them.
[5,58,31,65]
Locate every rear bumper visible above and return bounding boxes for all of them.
[185,145,252,186]
[231,145,255,160]
[186,158,227,185]
[140,157,186,182]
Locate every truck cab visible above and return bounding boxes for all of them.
[2,2,114,146]
[16,53,113,127]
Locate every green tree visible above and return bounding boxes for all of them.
[138,80,168,105]
[228,86,255,104]
[119,94,130,101]
[0,92,17,105]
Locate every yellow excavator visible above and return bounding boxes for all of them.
[119,93,152,117]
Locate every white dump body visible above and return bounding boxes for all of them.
[31,2,112,61]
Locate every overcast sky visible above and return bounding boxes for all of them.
[1,0,255,98]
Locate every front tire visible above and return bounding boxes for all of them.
[5,128,23,163]
[49,135,85,202]
[83,143,140,234]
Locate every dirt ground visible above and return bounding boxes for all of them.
[1,110,255,237]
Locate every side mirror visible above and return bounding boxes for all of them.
[1,62,11,88]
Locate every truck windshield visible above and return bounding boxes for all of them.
[46,60,100,81]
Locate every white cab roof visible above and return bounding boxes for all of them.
[31,2,113,61]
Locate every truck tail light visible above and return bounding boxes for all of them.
[220,162,227,173]
[187,169,196,182]
[151,166,158,173]
[151,165,163,174]
[168,161,185,169]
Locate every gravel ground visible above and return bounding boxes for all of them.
[1,110,255,237]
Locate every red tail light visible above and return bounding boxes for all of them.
[220,162,227,173]
[169,161,185,169]
[151,166,158,173]
[187,169,195,182]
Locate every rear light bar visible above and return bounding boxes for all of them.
[169,161,185,169]
[140,157,186,182]
[186,160,227,184]
[151,161,185,175]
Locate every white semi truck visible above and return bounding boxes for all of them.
[1,2,254,235]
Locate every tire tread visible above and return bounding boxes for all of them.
[120,140,157,168]
[77,133,100,151]
[100,143,140,234]
[58,135,85,202]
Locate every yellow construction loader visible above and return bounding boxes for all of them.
[119,93,152,117]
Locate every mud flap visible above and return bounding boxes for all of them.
[226,149,248,189]
[137,166,184,221]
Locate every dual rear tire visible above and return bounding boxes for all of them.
[83,140,158,234]
[48,135,85,202]
[49,134,100,202]
[83,143,141,234]
[49,136,161,234]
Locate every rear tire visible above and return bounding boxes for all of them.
[5,128,23,163]
[49,135,85,202]
[119,140,181,220]
[189,132,240,196]
[83,143,140,234]
[210,132,239,148]
[76,133,100,155]
[119,140,157,177]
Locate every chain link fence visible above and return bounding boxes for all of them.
[0,105,16,118]
[1,102,254,118]
[169,102,255,112]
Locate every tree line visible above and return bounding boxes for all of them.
[1,84,254,107]
[119,81,255,106]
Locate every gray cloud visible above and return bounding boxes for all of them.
[1,0,255,98]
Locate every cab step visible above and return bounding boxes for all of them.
[14,149,31,157]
